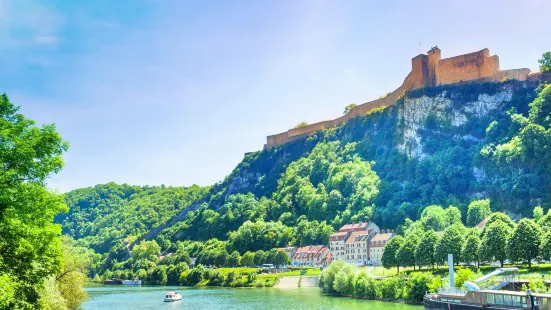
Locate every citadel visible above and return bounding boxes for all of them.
[264,47,541,149]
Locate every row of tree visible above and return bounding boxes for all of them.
[383,205,551,272]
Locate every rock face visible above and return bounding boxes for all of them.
[396,89,513,159]
[224,171,262,200]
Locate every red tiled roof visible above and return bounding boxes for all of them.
[329,232,348,241]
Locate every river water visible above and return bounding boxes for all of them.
[84,285,421,309]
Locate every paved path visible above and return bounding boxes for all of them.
[275,276,319,288]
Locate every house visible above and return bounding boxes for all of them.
[344,230,376,265]
[291,245,330,267]
[369,232,394,265]
[329,222,380,263]
[278,246,297,261]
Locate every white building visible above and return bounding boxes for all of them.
[330,222,380,264]
[369,232,394,265]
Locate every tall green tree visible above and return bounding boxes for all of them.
[435,223,465,265]
[508,218,541,268]
[0,94,70,309]
[480,221,512,267]
[466,199,491,227]
[462,233,481,268]
[396,235,418,270]
[481,212,515,238]
[241,251,255,267]
[415,230,439,270]
[382,236,404,273]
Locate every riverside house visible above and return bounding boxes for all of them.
[291,245,330,267]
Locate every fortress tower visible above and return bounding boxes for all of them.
[427,46,441,86]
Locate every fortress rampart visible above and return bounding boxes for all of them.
[264,47,534,149]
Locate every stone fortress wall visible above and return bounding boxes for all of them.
[264,47,534,149]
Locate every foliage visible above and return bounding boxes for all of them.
[396,234,418,269]
[415,230,439,269]
[533,206,544,222]
[454,268,477,288]
[480,221,512,267]
[343,103,357,115]
[382,236,403,272]
[462,233,481,266]
[539,52,551,73]
[508,218,541,267]
[435,223,465,264]
[0,94,90,309]
[58,183,209,253]
[294,121,309,129]
[466,199,491,227]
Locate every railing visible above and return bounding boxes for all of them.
[438,287,467,296]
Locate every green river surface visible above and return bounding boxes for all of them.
[84,285,422,309]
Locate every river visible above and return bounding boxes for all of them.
[84,285,422,309]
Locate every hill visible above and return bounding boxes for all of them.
[60,78,551,258]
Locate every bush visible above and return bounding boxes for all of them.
[208,270,225,286]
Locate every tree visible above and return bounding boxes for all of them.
[227,251,241,267]
[131,240,161,262]
[273,250,291,267]
[462,233,481,268]
[396,235,418,270]
[538,210,551,230]
[0,94,70,309]
[343,103,357,115]
[382,236,404,273]
[214,251,229,267]
[54,237,94,310]
[481,212,514,238]
[540,232,551,261]
[435,223,465,265]
[415,230,438,270]
[149,266,168,285]
[241,251,255,267]
[533,206,544,222]
[539,51,551,73]
[508,218,541,268]
[445,206,462,227]
[480,222,512,267]
[466,199,491,227]
[254,250,265,266]
[294,121,309,129]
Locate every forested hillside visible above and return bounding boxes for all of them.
[57,183,209,253]
[60,78,551,265]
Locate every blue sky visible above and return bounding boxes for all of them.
[1,0,550,192]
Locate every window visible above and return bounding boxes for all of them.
[494,294,503,305]
[486,294,494,304]
[503,295,512,306]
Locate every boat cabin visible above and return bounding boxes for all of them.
[433,289,551,309]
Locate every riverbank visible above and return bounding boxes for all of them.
[84,285,422,309]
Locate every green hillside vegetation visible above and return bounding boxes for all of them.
[57,183,209,253]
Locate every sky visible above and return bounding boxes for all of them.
[1,0,550,193]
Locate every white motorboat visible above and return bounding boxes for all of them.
[164,292,182,302]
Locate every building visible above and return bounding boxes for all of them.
[278,246,297,261]
[369,232,394,265]
[329,222,380,263]
[344,230,376,265]
[329,232,348,262]
[265,47,535,149]
[291,245,330,267]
